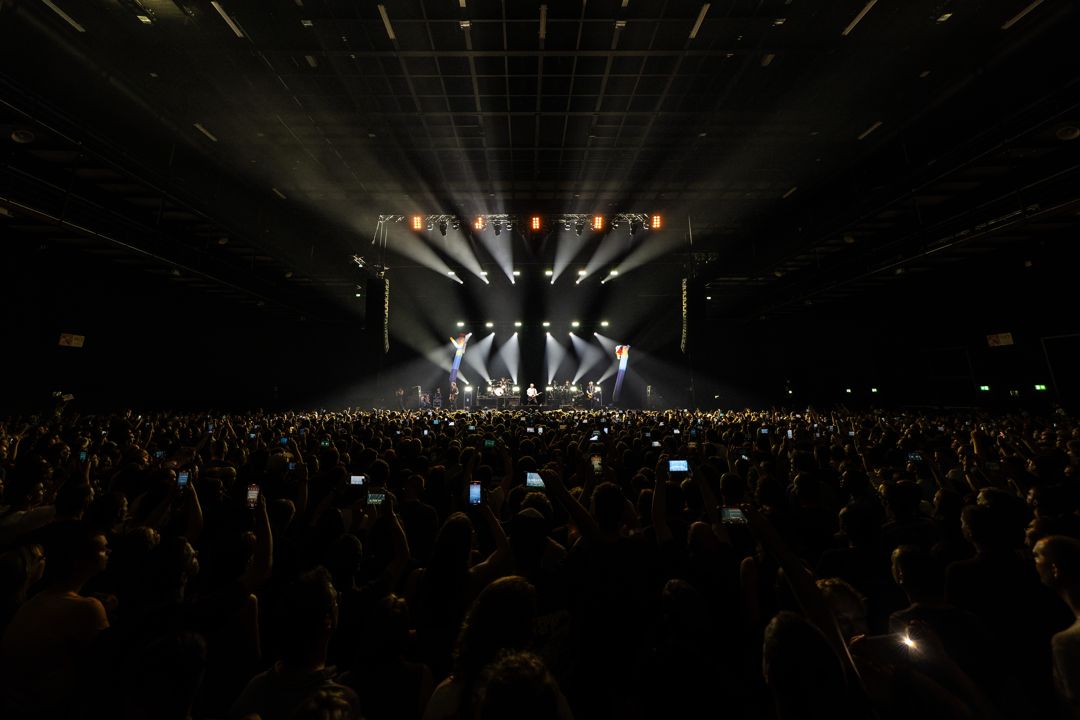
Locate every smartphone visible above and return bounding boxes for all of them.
[721,507,747,524]
[288,462,297,470]
[668,459,689,473]
[279,436,289,446]
[423,429,429,436]
[433,419,440,425]
[79,450,88,462]
[591,454,602,474]
[907,451,924,464]
[320,439,330,447]
[178,471,190,491]
[367,489,386,506]
[848,431,855,437]
[350,474,366,486]
[645,432,652,438]
[740,454,750,461]
[155,450,165,459]
[246,484,260,508]
[249,432,257,439]
[208,423,215,432]
[448,421,455,427]
[690,429,698,439]
[484,438,495,448]
[468,425,476,431]
[468,481,482,505]
[651,440,661,448]
[395,430,402,435]
[786,429,793,439]
[526,472,544,489]
[603,427,609,435]
[589,432,601,442]
[526,427,535,433]
[673,429,680,435]
[759,428,768,435]
[938,426,945,432]
[537,427,544,435]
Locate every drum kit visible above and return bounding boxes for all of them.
[482,378,519,407]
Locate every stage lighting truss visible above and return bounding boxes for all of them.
[392,213,659,237]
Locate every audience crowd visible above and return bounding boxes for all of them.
[1,400,1079,719]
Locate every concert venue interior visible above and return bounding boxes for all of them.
[3,3,1080,720]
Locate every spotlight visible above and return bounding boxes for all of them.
[601,321,609,327]
[531,216,541,231]
[447,271,456,276]
[474,216,485,230]
[427,221,434,231]
[485,321,494,328]
[871,387,879,393]
[544,269,553,276]
[577,269,587,276]
[512,270,521,276]
[514,321,522,327]
[571,321,580,327]
[575,221,585,236]
[411,215,423,231]
[438,221,447,236]
[564,220,572,231]
[651,214,662,229]
[629,219,642,235]
[457,321,465,327]
[542,321,550,327]
[546,385,554,392]
[464,385,472,392]
[512,385,520,392]
[845,388,852,394]
[480,271,489,276]
[569,385,578,392]
[493,221,502,236]
[609,269,619,276]
[593,215,604,230]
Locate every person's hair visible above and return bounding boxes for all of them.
[275,567,337,666]
[476,650,561,720]
[815,578,868,640]
[962,503,1017,553]
[838,504,878,547]
[453,576,537,685]
[883,481,922,521]
[289,688,358,720]
[429,513,475,579]
[123,632,207,720]
[763,611,850,720]
[0,544,43,621]
[86,491,127,534]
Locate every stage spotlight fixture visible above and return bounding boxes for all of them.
[569,385,578,392]
[480,271,489,276]
[438,221,447,236]
[531,216,541,231]
[474,216,485,230]
[651,214,662,229]
[629,219,642,235]
[871,387,879,393]
[456,321,465,327]
[512,385,520,392]
[564,220,572,231]
[411,215,423,230]
[546,385,554,392]
[571,321,580,327]
[427,221,434,231]
[514,321,522,327]
[577,269,587,276]
[512,270,521,276]
[450,218,460,230]
[493,221,502,236]
[593,215,604,230]
[544,269,553,276]
[485,321,494,328]
[575,221,585,236]
[542,321,551,327]
[464,385,472,392]
[845,388,852,394]
[447,271,456,276]
[601,321,609,327]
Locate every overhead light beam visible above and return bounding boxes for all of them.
[1001,0,1044,30]
[41,0,86,33]
[377,4,396,41]
[210,1,245,38]
[841,0,877,37]
[689,3,710,39]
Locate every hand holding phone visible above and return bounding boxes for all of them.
[367,489,386,506]
[668,459,688,473]
[468,481,482,506]
[526,472,544,488]
[246,484,260,509]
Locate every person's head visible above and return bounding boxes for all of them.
[55,482,94,521]
[122,632,207,720]
[1034,535,1080,604]
[431,513,476,574]
[146,535,200,601]
[0,544,46,609]
[763,611,849,720]
[40,522,109,590]
[275,567,338,668]
[837,504,878,548]
[815,578,868,641]
[590,482,625,535]
[289,688,359,720]
[454,575,537,681]
[961,503,1017,554]
[891,544,942,602]
[882,480,922,522]
[476,651,561,720]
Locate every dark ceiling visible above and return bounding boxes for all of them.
[1,0,1079,322]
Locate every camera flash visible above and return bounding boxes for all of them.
[901,634,917,649]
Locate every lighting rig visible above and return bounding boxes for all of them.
[382,212,662,237]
